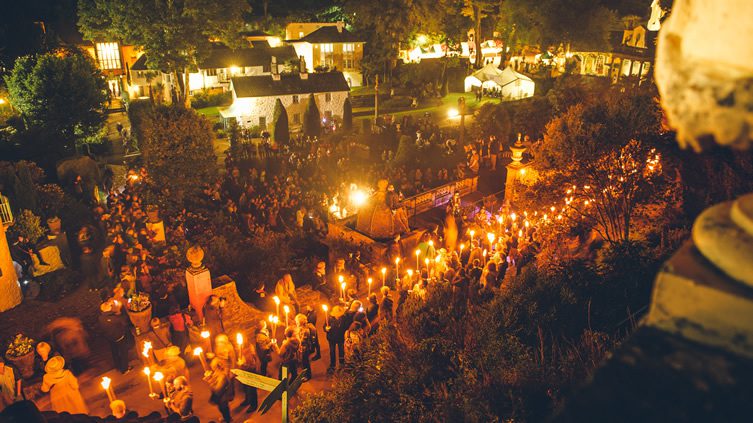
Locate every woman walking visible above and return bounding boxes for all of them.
[40,356,88,415]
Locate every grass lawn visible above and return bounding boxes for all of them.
[354,91,499,127]
[196,106,221,121]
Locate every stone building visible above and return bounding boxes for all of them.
[220,67,350,131]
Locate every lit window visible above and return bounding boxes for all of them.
[343,43,355,53]
[96,42,122,70]
[299,31,304,39]
[321,44,333,53]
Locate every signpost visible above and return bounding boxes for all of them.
[232,367,309,423]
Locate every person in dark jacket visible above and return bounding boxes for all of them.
[98,302,131,374]
[324,306,346,373]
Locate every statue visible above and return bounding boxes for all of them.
[647,0,753,358]
[355,180,409,239]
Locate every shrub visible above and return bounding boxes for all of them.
[9,209,45,243]
[190,90,232,109]
[272,98,290,145]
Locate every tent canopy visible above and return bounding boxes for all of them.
[464,65,535,99]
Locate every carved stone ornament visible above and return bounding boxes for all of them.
[655,0,753,151]
[186,245,205,270]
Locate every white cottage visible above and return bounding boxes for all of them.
[221,70,351,131]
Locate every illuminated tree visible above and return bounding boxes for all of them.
[462,0,500,68]
[523,89,666,244]
[5,50,108,155]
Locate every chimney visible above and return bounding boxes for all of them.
[336,21,344,33]
[271,56,280,81]
[299,56,308,79]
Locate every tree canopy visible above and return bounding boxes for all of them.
[525,87,667,244]
[272,98,290,145]
[4,50,108,155]
[140,105,216,207]
[303,94,321,137]
[77,0,250,104]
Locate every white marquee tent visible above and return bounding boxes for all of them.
[464,64,535,100]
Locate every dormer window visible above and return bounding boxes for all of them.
[96,42,121,70]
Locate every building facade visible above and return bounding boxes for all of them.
[286,23,365,87]
[221,71,350,132]
[570,25,656,84]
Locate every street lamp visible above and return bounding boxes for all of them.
[458,96,466,146]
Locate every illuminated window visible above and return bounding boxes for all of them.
[299,31,304,39]
[343,43,355,53]
[96,42,121,70]
[320,44,334,67]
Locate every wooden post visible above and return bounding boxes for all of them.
[281,366,289,423]
[374,74,379,121]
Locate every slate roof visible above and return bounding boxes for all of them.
[130,45,298,72]
[232,72,350,98]
[292,26,362,44]
[200,45,297,70]
[131,54,148,71]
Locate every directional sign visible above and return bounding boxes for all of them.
[231,369,281,391]
[258,375,288,415]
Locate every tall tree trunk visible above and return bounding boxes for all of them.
[183,68,191,108]
[474,6,483,68]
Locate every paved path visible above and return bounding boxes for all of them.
[31,305,334,422]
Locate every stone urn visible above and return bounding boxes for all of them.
[186,245,205,269]
[127,304,152,335]
[6,351,35,379]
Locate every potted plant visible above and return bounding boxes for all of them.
[6,333,36,378]
[126,292,152,335]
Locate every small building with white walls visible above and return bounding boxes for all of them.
[220,69,350,132]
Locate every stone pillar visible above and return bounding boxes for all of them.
[185,245,211,320]
[504,134,528,203]
[0,221,22,312]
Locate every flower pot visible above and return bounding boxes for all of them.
[127,304,153,335]
[6,351,35,379]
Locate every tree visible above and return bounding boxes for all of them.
[13,161,39,213]
[272,98,290,145]
[345,0,439,82]
[343,98,353,130]
[140,105,216,206]
[77,0,249,106]
[462,0,500,68]
[527,88,666,244]
[303,94,321,138]
[4,50,108,155]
